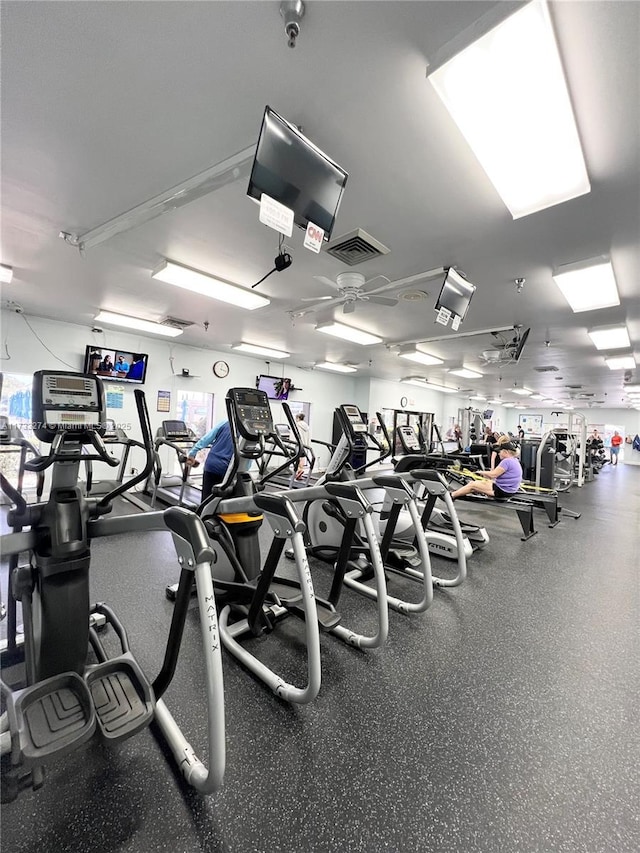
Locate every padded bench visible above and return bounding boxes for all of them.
[456,494,537,540]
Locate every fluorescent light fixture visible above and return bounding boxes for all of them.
[529,394,544,401]
[94,310,183,338]
[316,322,382,346]
[511,388,533,396]
[152,260,269,310]
[552,257,619,313]
[605,355,636,371]
[468,395,487,401]
[428,0,590,219]
[232,342,290,359]
[316,362,357,373]
[398,348,444,366]
[625,387,640,396]
[514,405,527,410]
[401,377,429,388]
[487,399,503,405]
[449,366,483,379]
[502,403,515,408]
[0,264,13,283]
[542,398,556,404]
[424,382,458,394]
[588,325,630,350]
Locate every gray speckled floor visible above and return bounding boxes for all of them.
[2,464,639,852]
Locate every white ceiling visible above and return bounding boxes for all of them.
[2,1,639,409]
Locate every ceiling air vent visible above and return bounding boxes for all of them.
[161,316,195,330]
[325,229,390,266]
[533,365,560,372]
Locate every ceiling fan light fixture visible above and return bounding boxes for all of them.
[552,257,619,313]
[94,310,183,337]
[316,321,382,346]
[152,260,269,310]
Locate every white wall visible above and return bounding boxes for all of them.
[6,311,637,474]
[503,407,640,438]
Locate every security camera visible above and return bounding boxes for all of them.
[280,0,305,48]
[92,326,103,334]
[624,370,632,382]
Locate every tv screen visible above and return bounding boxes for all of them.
[84,346,148,385]
[512,328,530,362]
[256,375,291,401]
[247,106,348,240]
[434,268,476,322]
[482,410,494,420]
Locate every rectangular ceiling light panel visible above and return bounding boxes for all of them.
[152,260,269,310]
[605,355,636,370]
[94,310,183,337]
[428,0,590,218]
[399,349,444,366]
[316,322,382,346]
[588,326,630,350]
[316,362,357,373]
[449,367,483,379]
[552,257,619,313]
[232,342,290,358]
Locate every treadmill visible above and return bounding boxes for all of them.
[83,419,149,512]
[147,419,202,508]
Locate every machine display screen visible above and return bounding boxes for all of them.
[53,376,87,392]
[235,389,267,408]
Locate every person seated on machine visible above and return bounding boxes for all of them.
[450,441,523,501]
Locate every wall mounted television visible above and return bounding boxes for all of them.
[247,106,348,240]
[256,375,291,401]
[434,267,476,323]
[84,346,148,385]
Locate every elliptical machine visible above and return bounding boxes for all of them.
[168,388,392,704]
[1,371,226,801]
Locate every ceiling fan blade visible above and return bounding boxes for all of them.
[300,295,335,302]
[342,301,356,314]
[369,295,398,306]
[312,275,341,291]
[364,266,446,296]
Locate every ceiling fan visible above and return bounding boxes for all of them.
[297,272,398,314]
[296,267,444,315]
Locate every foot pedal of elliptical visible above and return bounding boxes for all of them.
[85,653,154,743]
[5,672,96,768]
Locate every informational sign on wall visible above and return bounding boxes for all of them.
[157,390,171,413]
[105,385,124,410]
[518,414,543,435]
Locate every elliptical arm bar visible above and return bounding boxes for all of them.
[0,472,27,515]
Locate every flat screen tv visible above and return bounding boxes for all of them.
[512,327,530,362]
[247,106,348,240]
[256,375,291,401]
[434,267,476,323]
[84,346,148,385]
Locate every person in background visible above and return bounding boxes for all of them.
[451,441,523,501]
[115,355,129,374]
[610,430,623,466]
[98,354,113,373]
[518,427,525,440]
[126,354,145,381]
[185,420,234,499]
[295,412,311,480]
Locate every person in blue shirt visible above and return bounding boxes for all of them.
[115,355,129,374]
[185,420,234,499]
[126,354,146,381]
